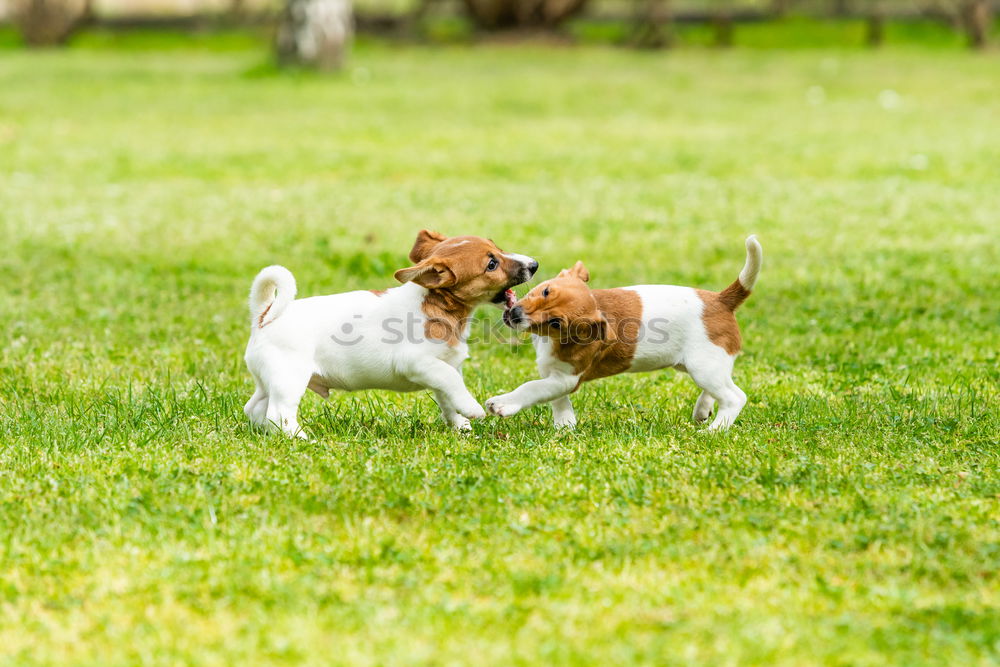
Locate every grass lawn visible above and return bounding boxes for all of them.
[1,35,998,665]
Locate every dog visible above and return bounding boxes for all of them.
[244,230,538,436]
[486,236,762,431]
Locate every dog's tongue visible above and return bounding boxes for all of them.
[504,289,516,310]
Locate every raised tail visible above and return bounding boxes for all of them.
[717,235,762,311]
[249,265,296,329]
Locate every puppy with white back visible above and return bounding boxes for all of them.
[244,230,538,436]
[487,236,762,430]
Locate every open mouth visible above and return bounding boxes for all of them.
[491,288,516,308]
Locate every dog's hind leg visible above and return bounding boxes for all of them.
[692,390,715,423]
[687,350,746,431]
[705,379,746,431]
[245,388,268,426]
[261,366,312,439]
[244,372,270,427]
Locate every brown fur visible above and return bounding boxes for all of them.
[408,229,448,263]
[420,289,474,346]
[369,289,387,296]
[572,289,643,382]
[695,286,744,355]
[716,279,751,311]
[257,302,272,328]
[394,231,527,346]
[514,264,643,385]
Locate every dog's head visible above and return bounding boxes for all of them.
[394,230,538,307]
[502,261,615,344]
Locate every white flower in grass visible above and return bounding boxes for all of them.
[805,86,826,106]
[907,154,929,171]
[878,89,902,110]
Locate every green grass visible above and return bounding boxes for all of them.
[1,36,999,666]
[569,16,986,49]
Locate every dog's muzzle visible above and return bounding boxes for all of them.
[491,256,539,305]
[519,259,540,283]
[506,254,539,285]
[503,305,526,329]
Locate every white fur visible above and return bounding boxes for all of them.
[504,252,535,266]
[487,237,761,431]
[244,272,490,437]
[248,265,296,328]
[740,235,763,291]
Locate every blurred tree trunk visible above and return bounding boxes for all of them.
[771,0,791,17]
[13,0,88,46]
[461,0,587,30]
[408,0,442,36]
[713,10,733,47]
[961,0,991,49]
[229,0,246,21]
[831,0,849,16]
[276,0,353,69]
[866,9,884,47]
[628,0,672,48]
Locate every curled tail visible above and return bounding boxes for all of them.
[249,265,296,329]
[717,235,762,311]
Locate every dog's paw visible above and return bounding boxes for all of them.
[456,400,486,421]
[486,395,522,418]
[447,415,473,431]
[553,416,577,429]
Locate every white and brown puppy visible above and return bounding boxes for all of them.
[244,230,538,436]
[486,236,762,431]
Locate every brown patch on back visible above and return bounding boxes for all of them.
[696,289,743,354]
[369,289,387,296]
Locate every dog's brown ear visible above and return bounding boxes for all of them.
[597,313,616,343]
[566,312,615,344]
[558,261,590,283]
[409,229,448,263]
[394,260,456,289]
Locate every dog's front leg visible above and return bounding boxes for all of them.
[401,357,486,424]
[549,395,577,429]
[486,372,579,419]
[433,390,473,431]
[538,363,576,429]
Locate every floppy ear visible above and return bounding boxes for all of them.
[566,312,616,344]
[558,261,590,283]
[394,260,456,289]
[409,229,448,263]
[594,313,616,343]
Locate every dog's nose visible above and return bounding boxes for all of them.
[527,260,539,276]
[503,305,524,328]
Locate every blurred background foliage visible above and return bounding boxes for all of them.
[2,0,996,51]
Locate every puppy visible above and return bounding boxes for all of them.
[244,230,538,436]
[486,236,762,430]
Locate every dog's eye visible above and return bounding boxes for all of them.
[548,318,561,329]
[542,287,550,297]
[486,257,499,272]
